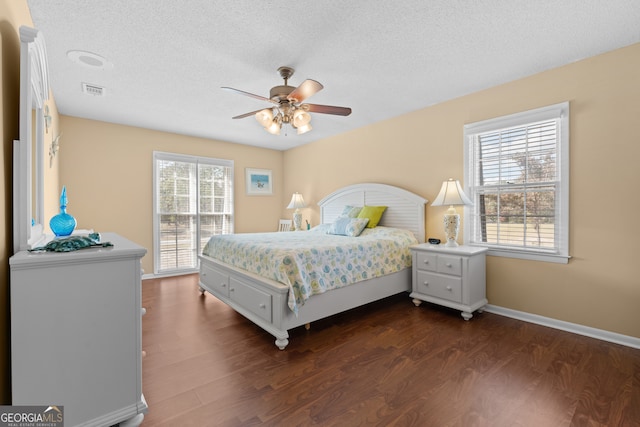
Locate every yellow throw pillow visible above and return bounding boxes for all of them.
[357,205,387,228]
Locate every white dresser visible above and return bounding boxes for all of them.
[410,244,488,320]
[10,233,147,427]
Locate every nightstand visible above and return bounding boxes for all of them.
[410,244,488,320]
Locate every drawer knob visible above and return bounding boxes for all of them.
[140,307,146,316]
[230,288,235,292]
[221,283,226,288]
[446,286,452,291]
[202,272,207,277]
[423,260,429,264]
[423,281,429,286]
[259,303,266,309]
[446,263,452,268]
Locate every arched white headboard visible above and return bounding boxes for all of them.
[318,183,427,243]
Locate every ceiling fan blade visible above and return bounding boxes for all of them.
[232,109,266,119]
[222,87,276,104]
[305,103,352,116]
[287,79,323,103]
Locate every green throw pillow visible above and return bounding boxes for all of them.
[357,205,387,228]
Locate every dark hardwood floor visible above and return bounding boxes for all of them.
[140,274,640,426]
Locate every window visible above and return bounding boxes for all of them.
[464,102,569,263]
[153,152,234,274]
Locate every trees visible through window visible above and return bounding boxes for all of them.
[153,152,233,274]
[464,102,569,263]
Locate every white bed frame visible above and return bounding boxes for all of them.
[198,183,427,349]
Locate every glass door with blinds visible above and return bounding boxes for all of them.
[153,152,234,274]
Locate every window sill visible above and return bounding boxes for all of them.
[469,245,570,264]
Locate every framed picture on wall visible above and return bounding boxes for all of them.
[246,168,273,195]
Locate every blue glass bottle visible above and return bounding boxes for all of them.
[50,186,77,237]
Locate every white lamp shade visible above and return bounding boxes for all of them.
[431,179,473,207]
[286,192,306,209]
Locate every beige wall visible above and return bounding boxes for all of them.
[59,117,284,274]
[284,43,640,338]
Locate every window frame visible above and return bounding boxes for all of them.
[153,151,234,275]
[463,102,570,264]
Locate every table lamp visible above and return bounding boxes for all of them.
[431,179,473,247]
[286,192,306,231]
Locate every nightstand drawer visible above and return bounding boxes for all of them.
[415,252,438,272]
[437,255,462,276]
[415,271,462,303]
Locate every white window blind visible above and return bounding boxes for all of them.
[153,152,234,274]
[464,102,569,263]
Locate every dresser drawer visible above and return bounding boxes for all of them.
[415,252,438,272]
[437,255,462,276]
[415,271,462,303]
[201,263,230,297]
[229,278,272,323]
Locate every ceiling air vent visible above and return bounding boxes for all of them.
[81,83,106,96]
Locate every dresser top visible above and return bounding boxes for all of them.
[9,232,146,267]
[410,243,488,256]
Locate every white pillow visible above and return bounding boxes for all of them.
[339,205,362,218]
[328,217,369,237]
[308,224,330,233]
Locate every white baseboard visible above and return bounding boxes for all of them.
[484,304,640,350]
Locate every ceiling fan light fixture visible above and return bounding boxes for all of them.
[292,109,311,128]
[266,120,281,135]
[226,66,351,137]
[297,123,312,135]
[255,108,274,127]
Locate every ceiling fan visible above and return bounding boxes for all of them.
[222,66,352,135]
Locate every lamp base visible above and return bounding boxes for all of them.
[443,212,460,248]
[292,210,302,232]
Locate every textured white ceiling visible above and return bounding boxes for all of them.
[27,1,640,150]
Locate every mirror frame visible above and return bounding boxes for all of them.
[13,26,50,253]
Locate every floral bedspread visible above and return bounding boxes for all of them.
[202,226,417,314]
